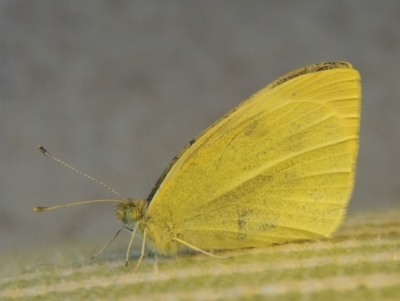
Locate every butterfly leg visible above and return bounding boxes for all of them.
[125,222,140,266]
[92,225,132,260]
[134,228,147,271]
[172,237,230,259]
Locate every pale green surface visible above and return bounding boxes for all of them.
[1,210,399,300]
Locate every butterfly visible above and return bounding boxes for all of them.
[35,61,361,269]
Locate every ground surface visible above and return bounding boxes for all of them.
[1,210,399,301]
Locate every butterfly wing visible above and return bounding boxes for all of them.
[146,62,361,250]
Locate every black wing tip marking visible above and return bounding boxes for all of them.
[269,61,353,89]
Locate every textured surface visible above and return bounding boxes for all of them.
[1,210,399,300]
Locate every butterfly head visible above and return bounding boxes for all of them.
[114,199,147,224]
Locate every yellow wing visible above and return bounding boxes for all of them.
[146,62,361,250]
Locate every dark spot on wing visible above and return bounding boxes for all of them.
[237,209,249,240]
[259,215,279,232]
[259,222,277,231]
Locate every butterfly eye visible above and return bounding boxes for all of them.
[125,207,140,222]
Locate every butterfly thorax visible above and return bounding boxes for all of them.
[114,198,186,256]
[114,199,147,224]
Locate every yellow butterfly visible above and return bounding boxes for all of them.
[35,61,361,268]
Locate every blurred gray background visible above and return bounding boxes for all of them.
[1,1,399,255]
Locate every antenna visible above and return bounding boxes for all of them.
[34,145,127,212]
[34,199,120,212]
